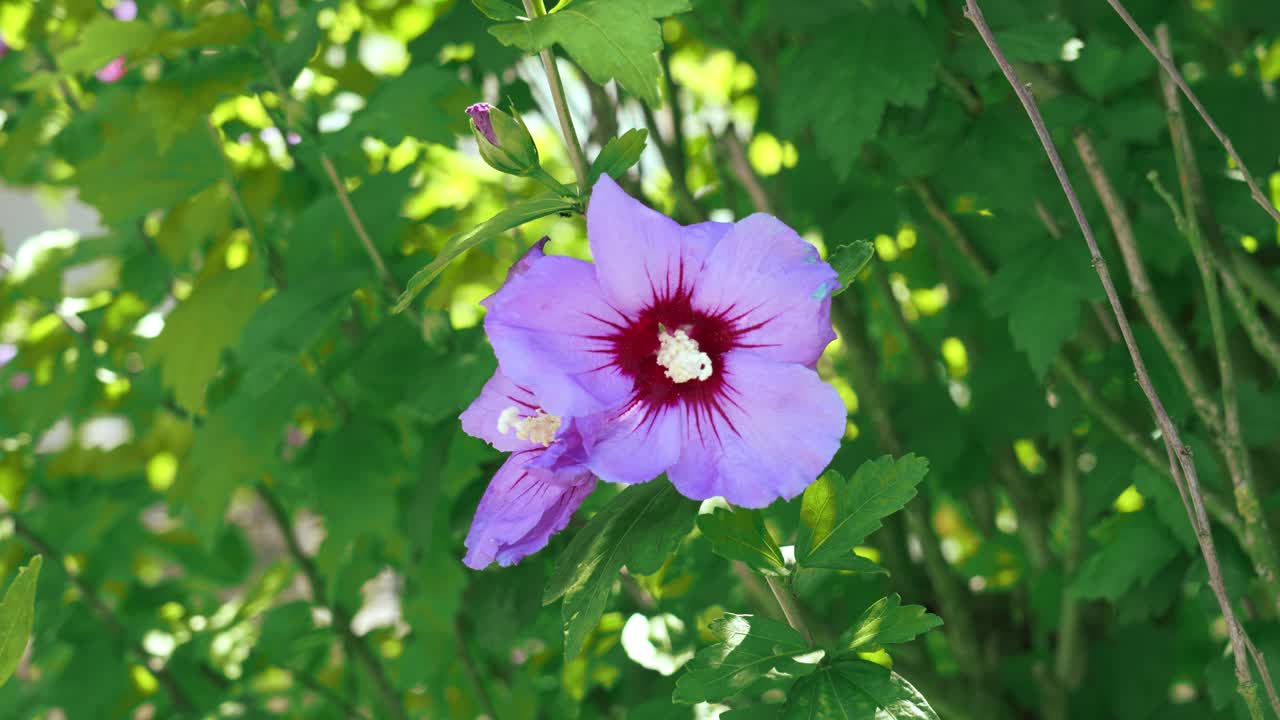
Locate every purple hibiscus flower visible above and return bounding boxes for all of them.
[459,239,598,568]
[483,176,845,509]
[460,368,597,569]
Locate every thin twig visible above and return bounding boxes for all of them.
[721,131,773,215]
[8,516,197,714]
[1072,131,1222,438]
[911,179,990,282]
[640,103,707,222]
[455,620,502,720]
[1054,433,1084,691]
[255,486,409,720]
[1104,0,1280,225]
[963,3,1272,715]
[318,154,400,298]
[521,0,589,193]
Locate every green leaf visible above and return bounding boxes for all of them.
[394,196,577,312]
[135,53,259,152]
[544,482,697,659]
[696,507,787,577]
[843,594,942,654]
[1069,510,1180,601]
[337,65,468,149]
[489,0,692,107]
[57,18,158,74]
[75,109,223,224]
[783,659,940,720]
[673,613,820,704]
[797,455,929,571]
[148,262,264,413]
[830,240,874,295]
[0,555,42,689]
[589,128,648,185]
[156,185,232,264]
[472,0,523,21]
[779,8,937,178]
[984,237,1102,378]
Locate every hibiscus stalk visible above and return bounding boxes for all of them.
[521,0,589,195]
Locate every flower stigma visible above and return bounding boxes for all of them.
[496,406,561,446]
[656,328,713,383]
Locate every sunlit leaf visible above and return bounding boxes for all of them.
[696,506,787,577]
[842,594,942,654]
[673,613,820,704]
[545,482,697,659]
[0,555,42,688]
[589,128,648,185]
[490,0,692,106]
[797,456,928,571]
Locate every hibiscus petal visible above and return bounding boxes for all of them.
[692,214,838,366]
[582,403,684,486]
[459,369,541,452]
[667,352,845,507]
[587,175,730,313]
[463,451,596,569]
[484,255,633,416]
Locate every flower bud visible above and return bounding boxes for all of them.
[466,102,540,177]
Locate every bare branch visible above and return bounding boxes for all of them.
[963,2,1272,715]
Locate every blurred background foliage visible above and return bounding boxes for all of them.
[1,0,1280,718]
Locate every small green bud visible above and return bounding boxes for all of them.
[466,102,540,176]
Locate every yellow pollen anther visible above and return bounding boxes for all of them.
[497,405,561,446]
[657,328,713,383]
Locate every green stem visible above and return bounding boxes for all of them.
[455,621,502,720]
[530,166,577,198]
[522,0,589,195]
[765,576,813,647]
[1055,433,1085,690]
[640,103,707,222]
[833,295,999,717]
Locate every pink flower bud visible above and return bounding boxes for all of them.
[465,103,497,145]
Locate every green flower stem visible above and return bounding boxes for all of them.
[765,576,813,647]
[530,166,577,199]
[521,0,590,196]
[832,294,1000,718]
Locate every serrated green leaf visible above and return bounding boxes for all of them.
[1069,510,1180,601]
[472,0,523,21]
[673,613,820,704]
[985,238,1101,378]
[697,507,787,577]
[589,128,648,185]
[830,240,874,295]
[0,555,42,689]
[135,52,259,152]
[337,64,467,149]
[779,8,937,178]
[798,455,929,571]
[148,262,264,413]
[783,659,940,720]
[156,184,232,264]
[394,196,577,312]
[843,594,942,654]
[490,0,692,107]
[544,482,696,659]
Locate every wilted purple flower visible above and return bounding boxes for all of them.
[460,368,596,569]
[483,176,845,509]
[113,0,137,21]
[465,103,497,145]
